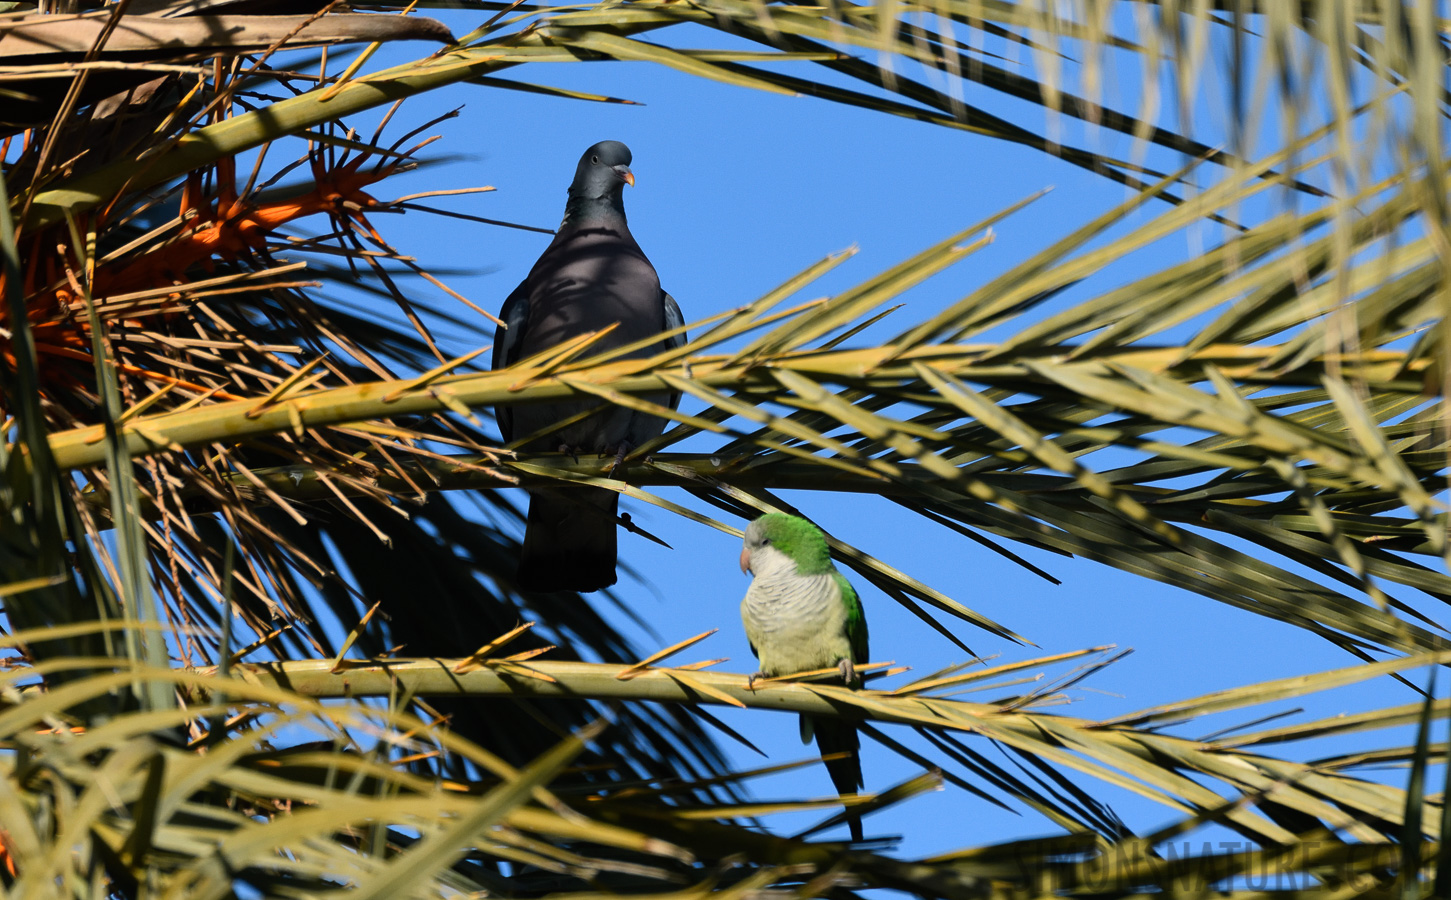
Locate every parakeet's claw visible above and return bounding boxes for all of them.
[747,672,763,691]
[557,443,581,464]
[838,658,856,685]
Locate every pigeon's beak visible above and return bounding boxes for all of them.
[613,165,635,187]
[739,548,752,575]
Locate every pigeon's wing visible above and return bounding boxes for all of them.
[493,281,531,369]
[662,291,686,411]
[662,291,686,350]
[492,279,531,443]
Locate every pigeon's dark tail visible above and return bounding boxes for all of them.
[808,714,864,841]
[518,488,618,593]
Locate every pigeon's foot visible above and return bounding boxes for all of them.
[838,658,856,686]
[556,443,583,464]
[609,441,635,478]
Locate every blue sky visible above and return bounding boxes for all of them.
[285,12,1430,863]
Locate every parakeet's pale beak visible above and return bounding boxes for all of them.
[613,165,635,187]
[739,548,751,575]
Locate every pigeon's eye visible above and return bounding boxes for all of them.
[591,155,600,164]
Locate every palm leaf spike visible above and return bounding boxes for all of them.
[64,209,173,710]
[1402,670,1437,900]
[0,169,123,674]
[1436,679,1451,897]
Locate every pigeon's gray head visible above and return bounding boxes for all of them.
[569,140,635,201]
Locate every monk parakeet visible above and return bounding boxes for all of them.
[493,141,685,593]
[739,513,869,840]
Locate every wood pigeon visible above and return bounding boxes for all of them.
[493,141,685,593]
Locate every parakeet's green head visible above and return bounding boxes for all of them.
[740,513,834,577]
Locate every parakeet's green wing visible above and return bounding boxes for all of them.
[833,572,869,667]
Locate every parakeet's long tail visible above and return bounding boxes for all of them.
[806,714,864,841]
[519,488,618,592]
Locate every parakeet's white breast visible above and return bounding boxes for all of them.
[741,545,852,677]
